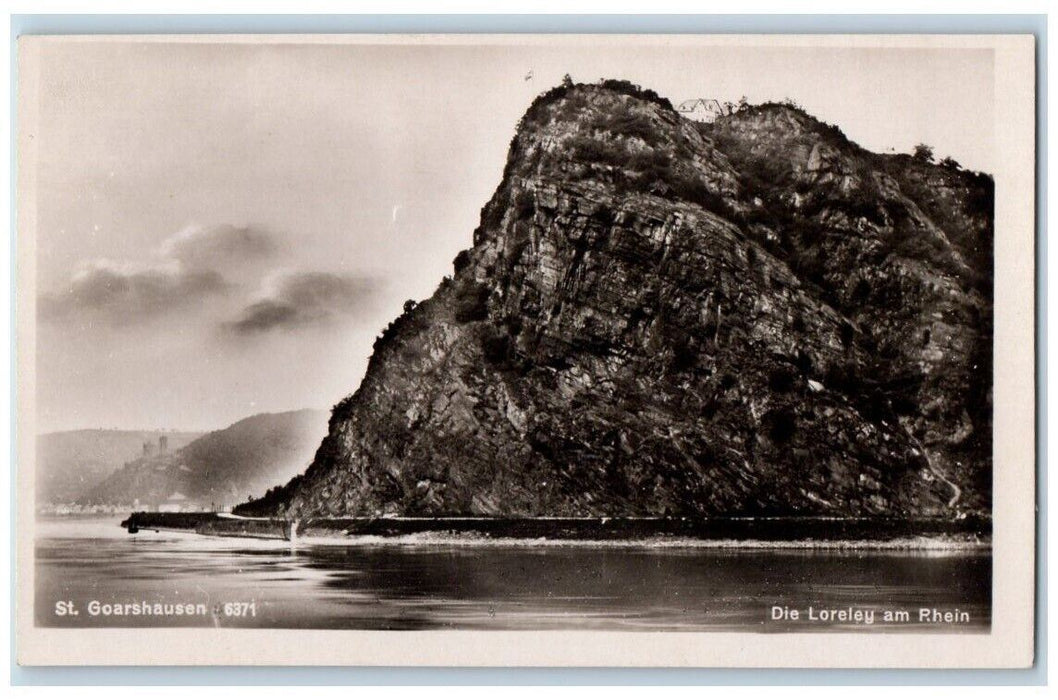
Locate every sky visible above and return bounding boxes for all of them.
[29,38,995,433]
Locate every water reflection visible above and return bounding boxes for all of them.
[35,518,990,632]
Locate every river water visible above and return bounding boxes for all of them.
[34,517,990,632]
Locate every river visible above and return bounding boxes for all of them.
[34,516,991,632]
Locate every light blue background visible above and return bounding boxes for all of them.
[9,13,1046,685]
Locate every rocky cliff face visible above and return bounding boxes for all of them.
[241,81,992,520]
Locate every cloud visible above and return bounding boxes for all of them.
[226,271,377,335]
[39,259,228,323]
[160,224,277,269]
[39,223,279,325]
[38,223,371,338]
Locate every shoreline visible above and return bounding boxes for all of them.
[117,511,992,550]
[281,533,990,551]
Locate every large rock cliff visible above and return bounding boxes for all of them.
[241,81,992,520]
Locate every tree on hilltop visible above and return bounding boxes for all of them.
[913,143,935,162]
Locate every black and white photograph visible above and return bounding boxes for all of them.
[14,33,1036,667]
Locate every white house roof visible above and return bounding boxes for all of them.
[677,98,723,111]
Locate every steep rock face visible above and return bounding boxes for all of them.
[243,83,992,520]
[707,105,992,509]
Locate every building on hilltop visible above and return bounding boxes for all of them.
[676,98,729,123]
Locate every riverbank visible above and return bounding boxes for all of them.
[119,512,990,549]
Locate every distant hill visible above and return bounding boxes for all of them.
[78,410,328,510]
[37,430,203,505]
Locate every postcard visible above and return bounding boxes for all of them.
[15,33,1036,667]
